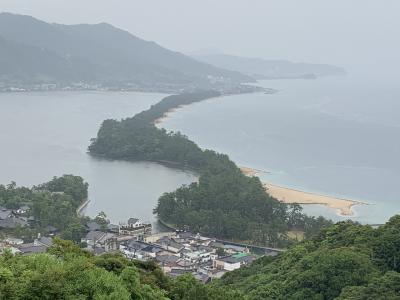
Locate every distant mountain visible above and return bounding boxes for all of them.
[0,13,253,90]
[193,53,346,80]
[0,35,98,83]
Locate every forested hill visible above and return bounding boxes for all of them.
[89,91,332,247]
[0,239,244,299]
[0,13,253,90]
[216,217,400,299]
[3,219,400,299]
[0,175,89,242]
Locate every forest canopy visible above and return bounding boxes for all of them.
[0,175,88,242]
[215,217,400,300]
[89,92,332,246]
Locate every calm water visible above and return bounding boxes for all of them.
[0,91,196,224]
[161,76,400,224]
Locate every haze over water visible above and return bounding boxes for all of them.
[160,74,400,224]
[0,91,196,224]
[0,74,398,225]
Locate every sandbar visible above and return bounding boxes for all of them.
[240,166,366,216]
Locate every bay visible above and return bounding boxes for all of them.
[0,91,196,224]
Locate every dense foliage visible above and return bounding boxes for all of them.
[216,216,400,299]
[89,91,219,166]
[0,238,244,300]
[0,175,88,241]
[3,219,400,299]
[89,92,332,246]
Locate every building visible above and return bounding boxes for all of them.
[5,237,23,246]
[82,231,118,252]
[213,253,255,271]
[155,236,184,253]
[119,218,152,238]
[156,254,181,272]
[0,207,29,229]
[18,236,54,255]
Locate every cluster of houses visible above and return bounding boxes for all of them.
[0,205,60,255]
[78,217,281,281]
[81,217,152,254]
[121,231,267,281]
[0,235,54,255]
[1,215,282,282]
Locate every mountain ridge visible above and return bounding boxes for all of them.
[193,53,346,80]
[0,12,253,91]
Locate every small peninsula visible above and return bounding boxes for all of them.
[89,90,332,247]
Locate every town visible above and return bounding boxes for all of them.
[0,206,281,282]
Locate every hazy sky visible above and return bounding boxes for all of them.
[1,0,399,74]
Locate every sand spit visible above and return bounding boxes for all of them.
[240,167,366,216]
[154,107,180,125]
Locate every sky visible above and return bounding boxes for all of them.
[1,0,400,74]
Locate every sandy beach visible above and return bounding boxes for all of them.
[154,107,180,125]
[240,166,268,177]
[240,167,366,216]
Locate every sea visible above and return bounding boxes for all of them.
[160,75,400,224]
[0,74,399,225]
[0,91,196,225]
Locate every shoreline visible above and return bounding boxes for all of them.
[153,89,276,126]
[154,107,181,125]
[76,198,90,216]
[152,93,366,217]
[240,167,366,216]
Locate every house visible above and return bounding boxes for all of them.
[175,258,195,269]
[213,253,255,271]
[140,244,163,258]
[82,230,106,246]
[107,223,119,233]
[121,240,149,259]
[119,218,152,237]
[0,217,28,229]
[0,208,28,229]
[213,256,240,271]
[81,231,118,252]
[155,237,184,253]
[85,221,102,232]
[156,254,180,272]
[14,236,53,256]
[34,236,53,248]
[121,240,164,260]
[14,205,30,215]
[183,250,212,263]
[0,208,14,220]
[5,237,24,245]
[18,243,48,255]
[191,233,212,246]
[128,218,140,226]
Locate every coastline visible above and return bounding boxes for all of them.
[153,95,367,217]
[76,198,90,216]
[240,167,366,216]
[154,107,181,125]
[153,89,276,126]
